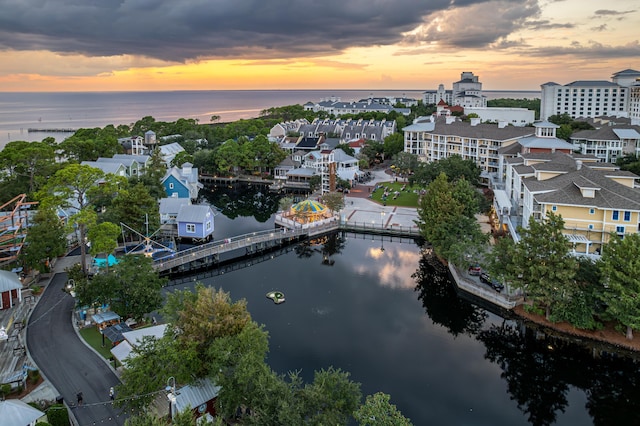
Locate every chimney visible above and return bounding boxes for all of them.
[446,116,456,124]
[576,160,582,170]
[470,117,481,126]
[498,120,507,129]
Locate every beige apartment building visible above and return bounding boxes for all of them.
[502,152,640,256]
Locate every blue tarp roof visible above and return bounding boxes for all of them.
[93,254,119,268]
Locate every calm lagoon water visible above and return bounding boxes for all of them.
[160,186,639,426]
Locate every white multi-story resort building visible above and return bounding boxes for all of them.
[570,122,640,163]
[540,69,640,120]
[630,79,640,126]
[423,72,487,108]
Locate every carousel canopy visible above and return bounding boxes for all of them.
[291,200,327,214]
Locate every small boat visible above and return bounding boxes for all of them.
[266,291,285,304]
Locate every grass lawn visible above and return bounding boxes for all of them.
[79,326,114,360]
[369,181,423,208]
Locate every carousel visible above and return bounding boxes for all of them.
[289,200,332,224]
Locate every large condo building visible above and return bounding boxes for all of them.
[423,71,487,108]
[540,69,640,121]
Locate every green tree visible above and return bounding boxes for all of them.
[19,206,67,273]
[170,151,195,168]
[383,133,404,159]
[417,173,487,264]
[213,140,241,174]
[599,233,640,339]
[36,164,106,274]
[321,191,345,214]
[87,221,120,270]
[500,212,578,319]
[0,140,56,195]
[104,182,159,239]
[392,152,419,179]
[99,255,166,321]
[354,392,413,426]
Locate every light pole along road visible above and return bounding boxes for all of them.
[27,271,128,426]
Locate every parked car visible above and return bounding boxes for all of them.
[468,264,482,276]
[480,272,504,291]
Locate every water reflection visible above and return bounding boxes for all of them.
[191,185,640,425]
[414,251,488,337]
[201,184,280,222]
[414,251,640,425]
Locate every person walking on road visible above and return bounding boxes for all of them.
[109,387,115,401]
[76,391,83,406]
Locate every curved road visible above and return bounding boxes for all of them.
[27,272,127,426]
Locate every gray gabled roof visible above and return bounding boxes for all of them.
[176,204,213,223]
[81,161,124,175]
[0,399,44,426]
[525,166,640,210]
[0,270,21,293]
[174,379,221,413]
[159,197,190,214]
[517,136,575,150]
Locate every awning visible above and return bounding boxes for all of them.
[564,234,590,243]
[102,322,133,344]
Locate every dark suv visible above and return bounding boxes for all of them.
[480,272,504,291]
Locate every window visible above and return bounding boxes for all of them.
[588,224,594,230]
[206,221,212,231]
[624,211,631,221]
[169,183,174,189]
[616,225,625,235]
[589,208,595,215]
[186,224,195,233]
[552,205,557,211]
[612,210,619,220]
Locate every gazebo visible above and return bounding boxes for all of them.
[290,200,331,223]
[0,270,22,311]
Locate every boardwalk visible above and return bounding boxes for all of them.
[153,216,421,276]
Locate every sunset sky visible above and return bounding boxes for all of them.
[0,0,638,92]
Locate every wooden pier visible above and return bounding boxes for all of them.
[27,128,78,133]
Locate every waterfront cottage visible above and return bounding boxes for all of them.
[176,204,215,242]
[161,163,203,200]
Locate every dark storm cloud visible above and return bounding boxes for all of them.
[0,0,534,62]
[593,9,636,17]
[401,0,541,49]
[528,41,640,59]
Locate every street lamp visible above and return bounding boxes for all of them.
[380,211,385,252]
[166,377,177,420]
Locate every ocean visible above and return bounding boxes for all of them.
[0,89,540,149]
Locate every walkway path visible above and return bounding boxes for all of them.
[342,168,420,232]
[27,256,126,426]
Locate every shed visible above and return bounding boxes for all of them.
[176,205,215,241]
[92,311,121,330]
[0,270,22,310]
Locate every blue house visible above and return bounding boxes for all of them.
[161,163,203,200]
[176,205,215,242]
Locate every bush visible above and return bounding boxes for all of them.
[46,404,69,426]
[28,369,41,384]
[0,383,11,397]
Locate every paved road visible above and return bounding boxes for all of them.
[27,272,127,426]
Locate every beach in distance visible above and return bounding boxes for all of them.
[0,89,539,149]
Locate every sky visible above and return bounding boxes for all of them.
[0,0,638,92]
